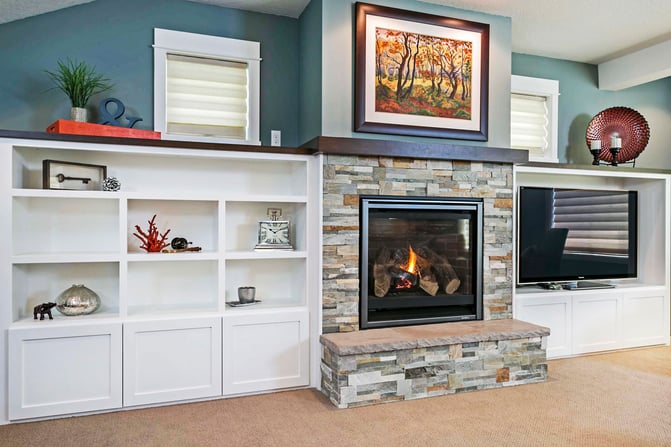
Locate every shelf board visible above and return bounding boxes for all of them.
[13,190,309,202]
[126,303,219,318]
[12,253,121,264]
[223,301,306,313]
[12,188,120,199]
[225,250,307,260]
[124,191,222,201]
[11,311,121,328]
[223,194,308,203]
[1,128,315,155]
[126,251,220,262]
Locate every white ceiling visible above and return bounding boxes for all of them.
[2,0,671,64]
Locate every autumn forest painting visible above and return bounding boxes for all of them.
[375,27,473,120]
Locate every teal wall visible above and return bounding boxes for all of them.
[0,0,300,146]
[512,53,671,169]
[319,0,513,148]
[298,0,322,144]
[3,0,670,158]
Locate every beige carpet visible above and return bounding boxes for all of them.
[1,346,670,447]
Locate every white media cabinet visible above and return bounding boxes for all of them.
[513,164,671,358]
[0,133,322,423]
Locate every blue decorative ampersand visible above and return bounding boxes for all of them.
[99,97,143,128]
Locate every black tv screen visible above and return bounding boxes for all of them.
[517,186,637,285]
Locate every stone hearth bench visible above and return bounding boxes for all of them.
[320,319,550,408]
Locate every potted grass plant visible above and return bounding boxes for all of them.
[45,58,113,122]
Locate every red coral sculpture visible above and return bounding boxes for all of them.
[133,214,171,252]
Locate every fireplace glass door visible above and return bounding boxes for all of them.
[360,196,483,329]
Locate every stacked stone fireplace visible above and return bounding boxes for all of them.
[322,155,514,333]
[319,154,548,408]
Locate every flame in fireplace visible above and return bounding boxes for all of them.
[403,245,418,274]
[395,245,419,289]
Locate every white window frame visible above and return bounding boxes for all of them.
[153,28,261,145]
[511,75,559,163]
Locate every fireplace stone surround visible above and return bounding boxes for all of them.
[320,153,549,407]
[322,154,515,333]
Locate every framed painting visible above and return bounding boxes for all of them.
[354,2,489,141]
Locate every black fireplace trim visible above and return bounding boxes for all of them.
[359,195,484,329]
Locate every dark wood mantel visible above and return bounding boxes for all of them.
[302,136,528,164]
[0,129,528,164]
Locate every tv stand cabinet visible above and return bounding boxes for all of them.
[514,164,670,358]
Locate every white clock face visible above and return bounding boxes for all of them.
[260,222,290,245]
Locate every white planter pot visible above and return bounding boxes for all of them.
[70,107,87,122]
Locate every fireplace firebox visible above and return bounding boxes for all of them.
[360,196,483,329]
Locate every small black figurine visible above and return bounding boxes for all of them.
[34,302,57,320]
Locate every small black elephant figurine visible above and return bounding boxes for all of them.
[34,302,57,320]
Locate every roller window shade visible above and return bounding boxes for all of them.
[552,190,630,255]
[511,93,549,155]
[166,54,248,140]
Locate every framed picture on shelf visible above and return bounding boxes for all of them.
[354,2,489,141]
[43,159,107,191]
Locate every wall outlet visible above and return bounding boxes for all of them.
[271,130,281,147]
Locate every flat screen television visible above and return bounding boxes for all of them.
[517,186,637,286]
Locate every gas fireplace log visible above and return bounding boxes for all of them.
[415,247,461,294]
[419,274,439,296]
[444,278,461,294]
[373,247,394,297]
[414,252,439,295]
[372,245,461,297]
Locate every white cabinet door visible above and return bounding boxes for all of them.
[123,317,222,407]
[621,289,669,348]
[223,309,309,395]
[572,292,622,354]
[515,293,571,358]
[8,323,122,420]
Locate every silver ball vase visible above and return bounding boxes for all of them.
[55,284,101,316]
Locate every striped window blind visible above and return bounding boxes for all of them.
[552,190,630,256]
[510,93,549,157]
[166,54,248,140]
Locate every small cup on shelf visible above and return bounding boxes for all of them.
[238,286,256,303]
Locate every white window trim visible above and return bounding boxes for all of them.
[153,28,261,145]
[511,75,559,163]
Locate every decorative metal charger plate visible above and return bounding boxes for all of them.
[226,300,262,307]
[585,106,650,163]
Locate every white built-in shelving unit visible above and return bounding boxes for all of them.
[513,164,671,358]
[0,135,322,422]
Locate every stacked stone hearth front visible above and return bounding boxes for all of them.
[319,154,549,407]
[320,320,549,408]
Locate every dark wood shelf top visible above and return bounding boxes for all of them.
[302,136,528,164]
[0,128,314,156]
[0,128,528,164]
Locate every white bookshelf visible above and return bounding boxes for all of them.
[0,136,321,422]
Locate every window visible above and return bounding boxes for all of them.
[552,190,630,256]
[510,75,559,163]
[154,29,260,145]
